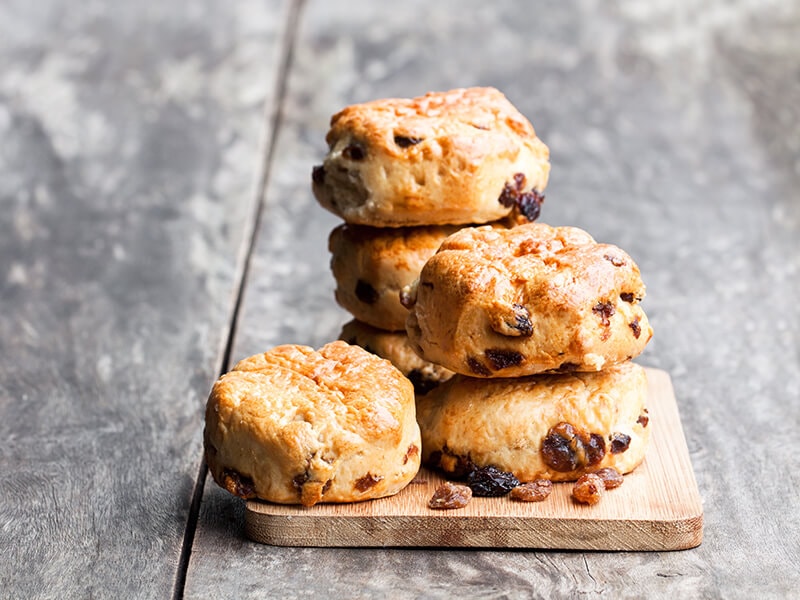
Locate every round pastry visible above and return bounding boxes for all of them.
[417,361,651,482]
[329,222,471,331]
[312,87,550,227]
[404,222,653,377]
[204,341,421,507]
[339,319,453,395]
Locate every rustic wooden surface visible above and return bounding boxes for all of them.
[245,369,703,552]
[1,0,799,598]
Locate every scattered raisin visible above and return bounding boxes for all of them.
[467,356,491,376]
[637,412,650,427]
[466,465,520,497]
[592,467,624,490]
[629,317,642,339]
[222,468,256,499]
[610,432,632,454]
[541,422,606,472]
[342,144,365,160]
[572,473,605,505]
[394,135,423,147]
[593,301,616,327]
[355,279,379,304]
[604,254,626,267]
[428,482,472,509]
[311,164,326,184]
[510,479,553,502]
[354,472,383,491]
[484,348,524,371]
[620,292,635,303]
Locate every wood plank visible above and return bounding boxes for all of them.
[244,368,702,551]
[0,1,287,597]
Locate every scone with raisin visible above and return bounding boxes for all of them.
[404,222,653,377]
[312,87,550,227]
[417,361,651,482]
[204,341,421,507]
[339,319,453,395]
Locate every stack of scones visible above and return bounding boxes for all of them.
[313,88,653,505]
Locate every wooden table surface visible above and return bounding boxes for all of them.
[2,1,798,598]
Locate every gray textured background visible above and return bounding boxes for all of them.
[1,0,798,598]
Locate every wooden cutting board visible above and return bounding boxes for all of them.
[245,368,703,550]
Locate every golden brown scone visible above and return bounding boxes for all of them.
[405,222,653,377]
[312,87,550,226]
[339,319,453,395]
[329,222,515,331]
[204,341,421,507]
[417,361,651,482]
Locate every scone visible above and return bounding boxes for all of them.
[312,87,550,226]
[330,222,489,331]
[339,319,453,395]
[204,341,421,507]
[404,222,653,377]
[417,361,651,482]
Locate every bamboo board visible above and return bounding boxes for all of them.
[245,368,703,550]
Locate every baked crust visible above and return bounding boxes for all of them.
[204,341,421,506]
[339,319,453,395]
[312,87,550,226]
[417,362,651,482]
[405,222,653,377]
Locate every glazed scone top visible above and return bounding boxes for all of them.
[405,222,653,377]
[312,87,550,226]
[204,341,421,506]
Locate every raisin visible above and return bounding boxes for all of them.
[604,254,626,267]
[403,444,419,465]
[354,472,383,491]
[342,144,365,160]
[509,303,533,336]
[629,317,642,339]
[517,190,544,222]
[510,479,553,502]
[428,482,472,509]
[637,412,650,427]
[292,472,308,491]
[466,465,520,497]
[610,432,632,454]
[484,348,524,371]
[425,447,475,478]
[355,279,379,304]
[322,479,333,494]
[222,468,256,499]
[572,473,605,505]
[556,361,580,372]
[311,164,326,184]
[592,467,623,490]
[541,422,606,472]
[593,301,616,327]
[620,292,635,303]
[497,173,543,221]
[394,135,423,147]
[467,356,491,376]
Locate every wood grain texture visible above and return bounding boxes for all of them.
[0,1,287,597]
[185,0,800,598]
[245,369,703,551]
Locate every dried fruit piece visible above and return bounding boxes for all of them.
[610,432,632,454]
[354,472,383,492]
[592,467,623,490]
[428,482,472,509]
[572,473,605,505]
[593,301,616,327]
[510,479,553,502]
[541,422,606,472]
[466,356,491,376]
[466,465,520,497]
[620,292,635,303]
[223,468,256,499]
[394,135,423,147]
[355,279,379,304]
[342,143,365,160]
[604,254,626,267]
[311,164,326,184]
[629,317,642,338]
[484,348,524,371]
[637,412,650,427]
[497,172,544,222]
